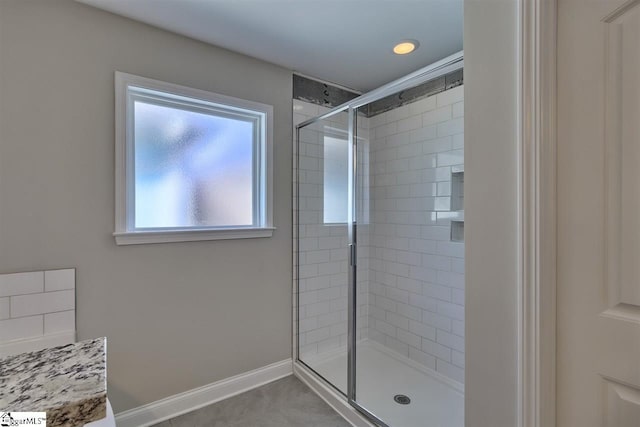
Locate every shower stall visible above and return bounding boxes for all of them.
[294,52,465,427]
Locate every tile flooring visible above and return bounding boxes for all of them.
[151,375,351,427]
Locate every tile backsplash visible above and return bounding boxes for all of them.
[0,269,76,348]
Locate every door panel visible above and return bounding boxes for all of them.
[296,110,350,395]
[605,0,640,312]
[604,379,640,426]
[557,0,640,425]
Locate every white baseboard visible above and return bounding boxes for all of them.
[115,359,293,427]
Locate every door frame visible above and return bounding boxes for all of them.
[518,0,557,426]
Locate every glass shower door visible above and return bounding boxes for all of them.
[295,52,465,427]
[296,108,351,395]
[350,84,465,427]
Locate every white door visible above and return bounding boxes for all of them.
[557,0,640,425]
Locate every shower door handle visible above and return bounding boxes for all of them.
[348,244,356,267]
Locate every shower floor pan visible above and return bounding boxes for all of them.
[306,340,464,427]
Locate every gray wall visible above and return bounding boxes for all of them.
[0,0,292,413]
[464,0,519,426]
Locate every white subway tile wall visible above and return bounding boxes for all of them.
[0,269,76,344]
[293,84,464,385]
[44,269,76,292]
[0,298,9,320]
[0,271,44,297]
[366,85,464,384]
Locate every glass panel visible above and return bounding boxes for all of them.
[296,109,350,395]
[133,99,255,229]
[323,136,349,224]
[354,85,465,427]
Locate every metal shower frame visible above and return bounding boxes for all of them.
[295,51,464,427]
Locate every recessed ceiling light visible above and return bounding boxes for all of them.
[393,40,419,55]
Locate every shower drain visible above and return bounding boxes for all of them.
[393,394,411,405]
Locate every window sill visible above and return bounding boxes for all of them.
[113,227,276,245]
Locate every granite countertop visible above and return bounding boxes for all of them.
[0,337,107,427]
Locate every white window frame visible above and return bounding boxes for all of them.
[114,72,274,245]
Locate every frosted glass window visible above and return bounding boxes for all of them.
[324,136,349,223]
[114,72,273,245]
[133,101,254,228]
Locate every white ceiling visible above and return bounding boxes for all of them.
[77,0,463,92]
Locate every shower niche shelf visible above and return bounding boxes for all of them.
[450,168,464,242]
[451,168,464,212]
[451,220,464,242]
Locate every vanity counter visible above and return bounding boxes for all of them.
[0,337,107,427]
